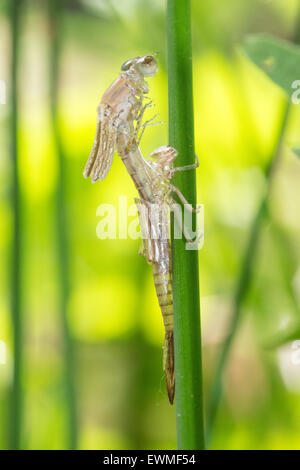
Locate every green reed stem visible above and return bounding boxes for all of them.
[49,0,78,449]
[167,0,205,450]
[9,0,22,451]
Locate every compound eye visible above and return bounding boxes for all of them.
[121,58,135,71]
[137,56,158,77]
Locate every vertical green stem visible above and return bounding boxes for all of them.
[49,0,78,449]
[9,0,22,451]
[167,0,205,450]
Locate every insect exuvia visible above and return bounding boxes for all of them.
[84,55,200,404]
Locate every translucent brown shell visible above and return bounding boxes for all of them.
[83,111,116,183]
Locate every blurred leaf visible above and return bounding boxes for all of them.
[264,323,300,349]
[291,147,300,159]
[241,34,300,95]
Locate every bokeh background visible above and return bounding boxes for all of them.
[1,0,300,450]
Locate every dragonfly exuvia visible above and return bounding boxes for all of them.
[84,55,201,404]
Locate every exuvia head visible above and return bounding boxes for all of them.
[121,55,158,77]
[150,145,178,167]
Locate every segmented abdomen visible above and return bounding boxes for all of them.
[152,242,175,404]
[152,250,173,333]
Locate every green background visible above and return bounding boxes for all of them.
[0,0,300,449]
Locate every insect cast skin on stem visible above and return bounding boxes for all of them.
[131,146,200,404]
[83,55,158,183]
[83,55,200,404]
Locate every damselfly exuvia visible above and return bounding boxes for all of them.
[84,55,201,404]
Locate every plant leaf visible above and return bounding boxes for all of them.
[242,33,300,96]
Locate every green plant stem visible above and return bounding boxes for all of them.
[49,0,78,449]
[167,0,205,450]
[9,0,22,451]
[206,101,291,445]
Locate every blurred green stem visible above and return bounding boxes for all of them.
[167,0,205,450]
[49,0,78,449]
[207,5,300,442]
[206,83,293,446]
[9,0,22,450]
